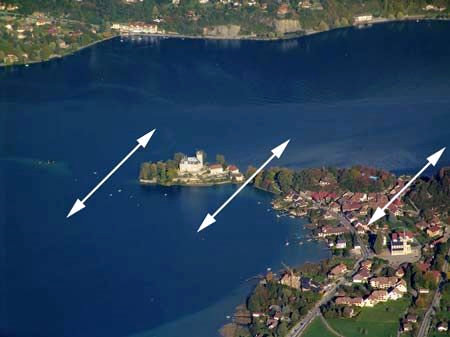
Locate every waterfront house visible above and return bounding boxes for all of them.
[318,226,349,238]
[328,264,347,278]
[280,272,300,289]
[209,164,224,175]
[353,14,373,24]
[227,165,239,174]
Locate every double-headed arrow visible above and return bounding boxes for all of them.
[197,139,290,232]
[67,129,156,218]
[368,147,446,225]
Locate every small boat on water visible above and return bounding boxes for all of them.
[299,241,303,245]
[289,215,295,218]
[285,241,290,246]
[307,238,312,242]
[266,267,272,271]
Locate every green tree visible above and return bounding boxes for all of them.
[216,154,226,166]
[276,321,288,336]
[374,231,383,254]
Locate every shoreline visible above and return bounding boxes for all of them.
[2,16,449,68]
[139,178,235,187]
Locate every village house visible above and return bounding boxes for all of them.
[209,164,223,175]
[437,322,448,332]
[328,264,347,278]
[402,322,413,332]
[277,3,290,15]
[406,314,418,323]
[415,220,429,231]
[427,225,442,237]
[353,269,370,283]
[388,287,404,300]
[335,296,364,307]
[280,272,300,289]
[318,226,349,238]
[227,165,239,174]
[335,238,347,249]
[395,267,405,278]
[342,201,361,212]
[361,260,372,270]
[370,276,398,289]
[353,14,373,24]
[364,290,388,307]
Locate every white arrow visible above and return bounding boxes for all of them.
[197,139,290,232]
[368,147,446,225]
[67,129,156,218]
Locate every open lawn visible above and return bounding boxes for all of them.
[326,298,411,337]
[303,317,337,337]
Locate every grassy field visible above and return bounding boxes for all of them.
[302,317,337,337]
[326,298,411,337]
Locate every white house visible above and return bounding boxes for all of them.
[209,164,224,175]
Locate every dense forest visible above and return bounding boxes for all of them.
[407,167,450,216]
[245,165,396,194]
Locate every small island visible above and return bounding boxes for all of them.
[139,150,245,186]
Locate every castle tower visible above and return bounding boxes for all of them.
[196,150,204,165]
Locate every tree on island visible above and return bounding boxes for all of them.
[216,154,226,166]
[373,231,384,255]
[173,152,185,164]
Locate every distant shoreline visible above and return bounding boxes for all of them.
[2,17,449,68]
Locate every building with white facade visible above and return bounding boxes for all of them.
[179,151,204,173]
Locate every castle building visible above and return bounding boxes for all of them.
[179,151,204,173]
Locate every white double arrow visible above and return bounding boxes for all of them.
[368,147,446,225]
[67,129,156,218]
[198,139,290,232]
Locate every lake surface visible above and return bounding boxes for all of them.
[1,21,449,337]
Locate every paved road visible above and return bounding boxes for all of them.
[286,258,362,337]
[286,211,371,337]
[339,214,371,259]
[416,247,449,337]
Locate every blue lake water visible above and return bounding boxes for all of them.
[0,21,449,337]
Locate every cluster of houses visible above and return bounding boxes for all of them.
[178,150,244,181]
[111,22,163,34]
[335,260,408,308]
[273,175,446,258]
[251,304,291,330]
[249,270,323,330]
[0,2,19,11]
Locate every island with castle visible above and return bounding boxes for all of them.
[139,150,245,186]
